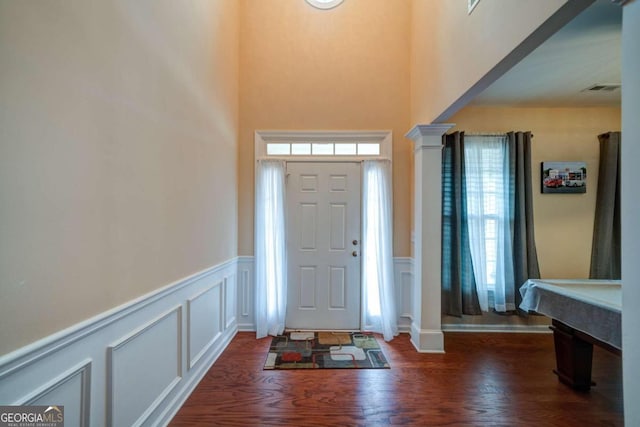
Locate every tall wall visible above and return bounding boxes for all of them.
[410,0,590,124]
[449,106,621,279]
[0,0,239,355]
[238,0,412,257]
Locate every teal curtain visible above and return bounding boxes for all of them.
[507,131,541,308]
[442,132,481,316]
[590,132,621,279]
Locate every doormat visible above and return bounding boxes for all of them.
[264,331,390,370]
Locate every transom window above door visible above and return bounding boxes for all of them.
[255,130,392,161]
[266,142,380,156]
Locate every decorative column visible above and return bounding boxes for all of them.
[405,123,454,353]
[621,2,640,424]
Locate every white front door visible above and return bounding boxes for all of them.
[286,162,361,330]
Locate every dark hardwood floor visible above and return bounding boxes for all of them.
[169,332,623,426]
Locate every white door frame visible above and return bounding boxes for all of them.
[254,130,393,329]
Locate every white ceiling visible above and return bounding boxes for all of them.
[472,0,622,107]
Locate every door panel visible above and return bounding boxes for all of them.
[286,162,361,330]
[299,267,317,308]
[329,204,347,250]
[329,267,346,308]
[299,203,317,249]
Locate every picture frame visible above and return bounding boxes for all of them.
[541,162,586,194]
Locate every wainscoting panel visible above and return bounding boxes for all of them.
[24,360,92,427]
[187,284,223,370]
[107,307,182,427]
[237,256,255,331]
[0,259,239,427]
[225,276,237,330]
[393,257,414,333]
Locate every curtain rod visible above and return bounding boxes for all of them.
[464,132,506,137]
[463,132,534,138]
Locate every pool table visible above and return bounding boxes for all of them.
[519,279,621,391]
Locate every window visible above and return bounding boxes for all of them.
[305,0,344,10]
[264,142,381,158]
[255,130,392,162]
[443,132,530,314]
[465,138,505,290]
[357,143,380,156]
[266,143,290,155]
[464,135,515,312]
[334,143,356,155]
[312,143,333,155]
[291,143,311,155]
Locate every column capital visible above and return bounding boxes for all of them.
[405,123,455,150]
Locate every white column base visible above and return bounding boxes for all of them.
[410,323,445,353]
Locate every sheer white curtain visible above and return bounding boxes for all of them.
[255,160,287,339]
[362,160,398,341]
[464,141,490,311]
[464,136,516,312]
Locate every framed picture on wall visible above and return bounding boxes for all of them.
[541,161,587,194]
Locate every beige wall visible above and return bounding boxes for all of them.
[448,105,621,279]
[0,0,239,354]
[238,0,412,256]
[411,0,571,124]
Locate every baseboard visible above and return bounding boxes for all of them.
[0,258,239,427]
[410,323,445,353]
[442,324,552,333]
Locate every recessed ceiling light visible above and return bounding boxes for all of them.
[305,0,344,10]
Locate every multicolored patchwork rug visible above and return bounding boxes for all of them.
[264,331,390,369]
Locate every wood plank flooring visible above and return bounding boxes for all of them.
[169,332,623,426]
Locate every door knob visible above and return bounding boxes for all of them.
[352,251,358,257]
[352,240,358,245]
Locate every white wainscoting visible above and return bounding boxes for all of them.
[0,254,548,427]
[236,256,255,332]
[393,257,414,333]
[236,256,415,333]
[0,259,239,427]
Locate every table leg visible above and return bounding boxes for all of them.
[550,319,594,391]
